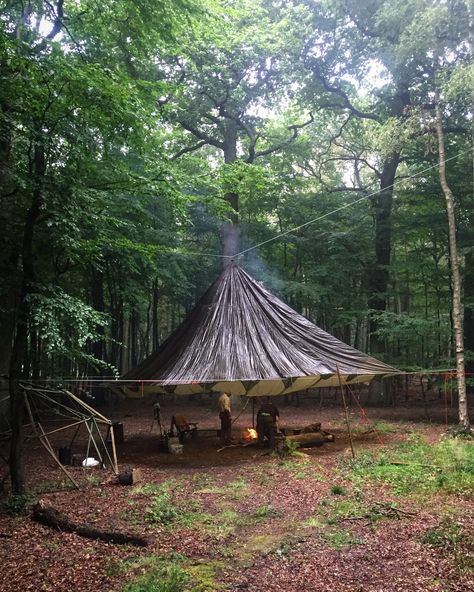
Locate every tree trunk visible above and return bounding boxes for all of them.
[0,99,20,377]
[152,277,160,352]
[222,120,239,264]
[367,153,400,405]
[32,502,148,546]
[463,250,474,380]
[9,135,46,493]
[435,94,470,432]
[368,151,400,351]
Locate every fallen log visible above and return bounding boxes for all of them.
[286,431,334,447]
[32,501,148,547]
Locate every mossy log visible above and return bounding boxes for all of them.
[32,501,148,546]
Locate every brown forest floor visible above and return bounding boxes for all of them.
[0,391,473,592]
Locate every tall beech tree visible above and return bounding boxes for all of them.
[158,0,313,260]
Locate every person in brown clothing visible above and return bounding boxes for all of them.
[218,392,232,445]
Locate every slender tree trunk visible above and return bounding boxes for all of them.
[152,278,160,352]
[222,121,239,264]
[464,2,474,384]
[435,94,470,431]
[9,134,46,493]
[90,266,107,403]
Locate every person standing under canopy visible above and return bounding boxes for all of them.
[218,391,232,445]
[256,398,280,449]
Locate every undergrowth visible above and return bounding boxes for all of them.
[345,435,474,497]
[122,555,189,592]
[420,519,474,573]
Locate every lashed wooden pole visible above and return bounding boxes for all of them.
[336,366,355,459]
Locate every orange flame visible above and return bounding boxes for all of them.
[242,428,258,442]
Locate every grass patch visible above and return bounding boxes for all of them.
[302,516,325,528]
[420,519,474,573]
[131,483,165,496]
[186,561,225,591]
[278,457,324,481]
[345,436,474,498]
[322,527,366,549]
[2,493,36,515]
[203,508,243,539]
[253,504,281,519]
[226,476,248,500]
[330,484,347,496]
[355,421,398,435]
[123,555,189,592]
[137,481,208,528]
[33,479,77,494]
[320,497,366,524]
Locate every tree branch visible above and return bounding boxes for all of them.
[246,113,314,163]
[179,121,224,150]
[170,140,208,160]
[309,63,381,122]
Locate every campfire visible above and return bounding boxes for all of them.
[241,428,258,442]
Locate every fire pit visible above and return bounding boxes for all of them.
[241,428,258,443]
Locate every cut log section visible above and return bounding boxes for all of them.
[32,501,148,546]
[286,431,334,447]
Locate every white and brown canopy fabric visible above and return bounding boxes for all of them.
[121,263,399,397]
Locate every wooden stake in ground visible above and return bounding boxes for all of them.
[435,89,470,433]
[336,366,355,459]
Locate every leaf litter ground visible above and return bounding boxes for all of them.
[0,393,473,591]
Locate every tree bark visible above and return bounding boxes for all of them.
[435,93,470,432]
[32,502,148,546]
[152,277,160,352]
[0,99,20,377]
[222,120,239,264]
[368,151,400,351]
[9,134,46,493]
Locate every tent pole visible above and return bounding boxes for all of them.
[84,418,105,468]
[252,398,255,429]
[23,392,79,488]
[37,421,80,488]
[92,418,118,475]
[336,367,355,459]
[108,424,119,474]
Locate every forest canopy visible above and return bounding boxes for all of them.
[0,0,472,387]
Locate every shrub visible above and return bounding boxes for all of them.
[2,493,36,515]
[124,562,189,592]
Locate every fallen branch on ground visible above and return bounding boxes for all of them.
[32,501,148,546]
[337,502,417,526]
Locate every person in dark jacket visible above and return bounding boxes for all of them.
[256,399,280,449]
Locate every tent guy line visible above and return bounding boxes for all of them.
[166,147,472,261]
[232,147,473,259]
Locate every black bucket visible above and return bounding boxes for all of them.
[58,446,72,465]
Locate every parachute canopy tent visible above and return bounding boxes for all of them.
[121,263,399,397]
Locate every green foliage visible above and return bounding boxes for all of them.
[253,505,281,519]
[2,493,36,515]
[28,288,113,369]
[420,519,474,573]
[145,492,180,526]
[330,485,347,496]
[123,556,189,592]
[346,436,474,498]
[322,527,366,550]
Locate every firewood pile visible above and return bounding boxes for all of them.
[284,422,335,448]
